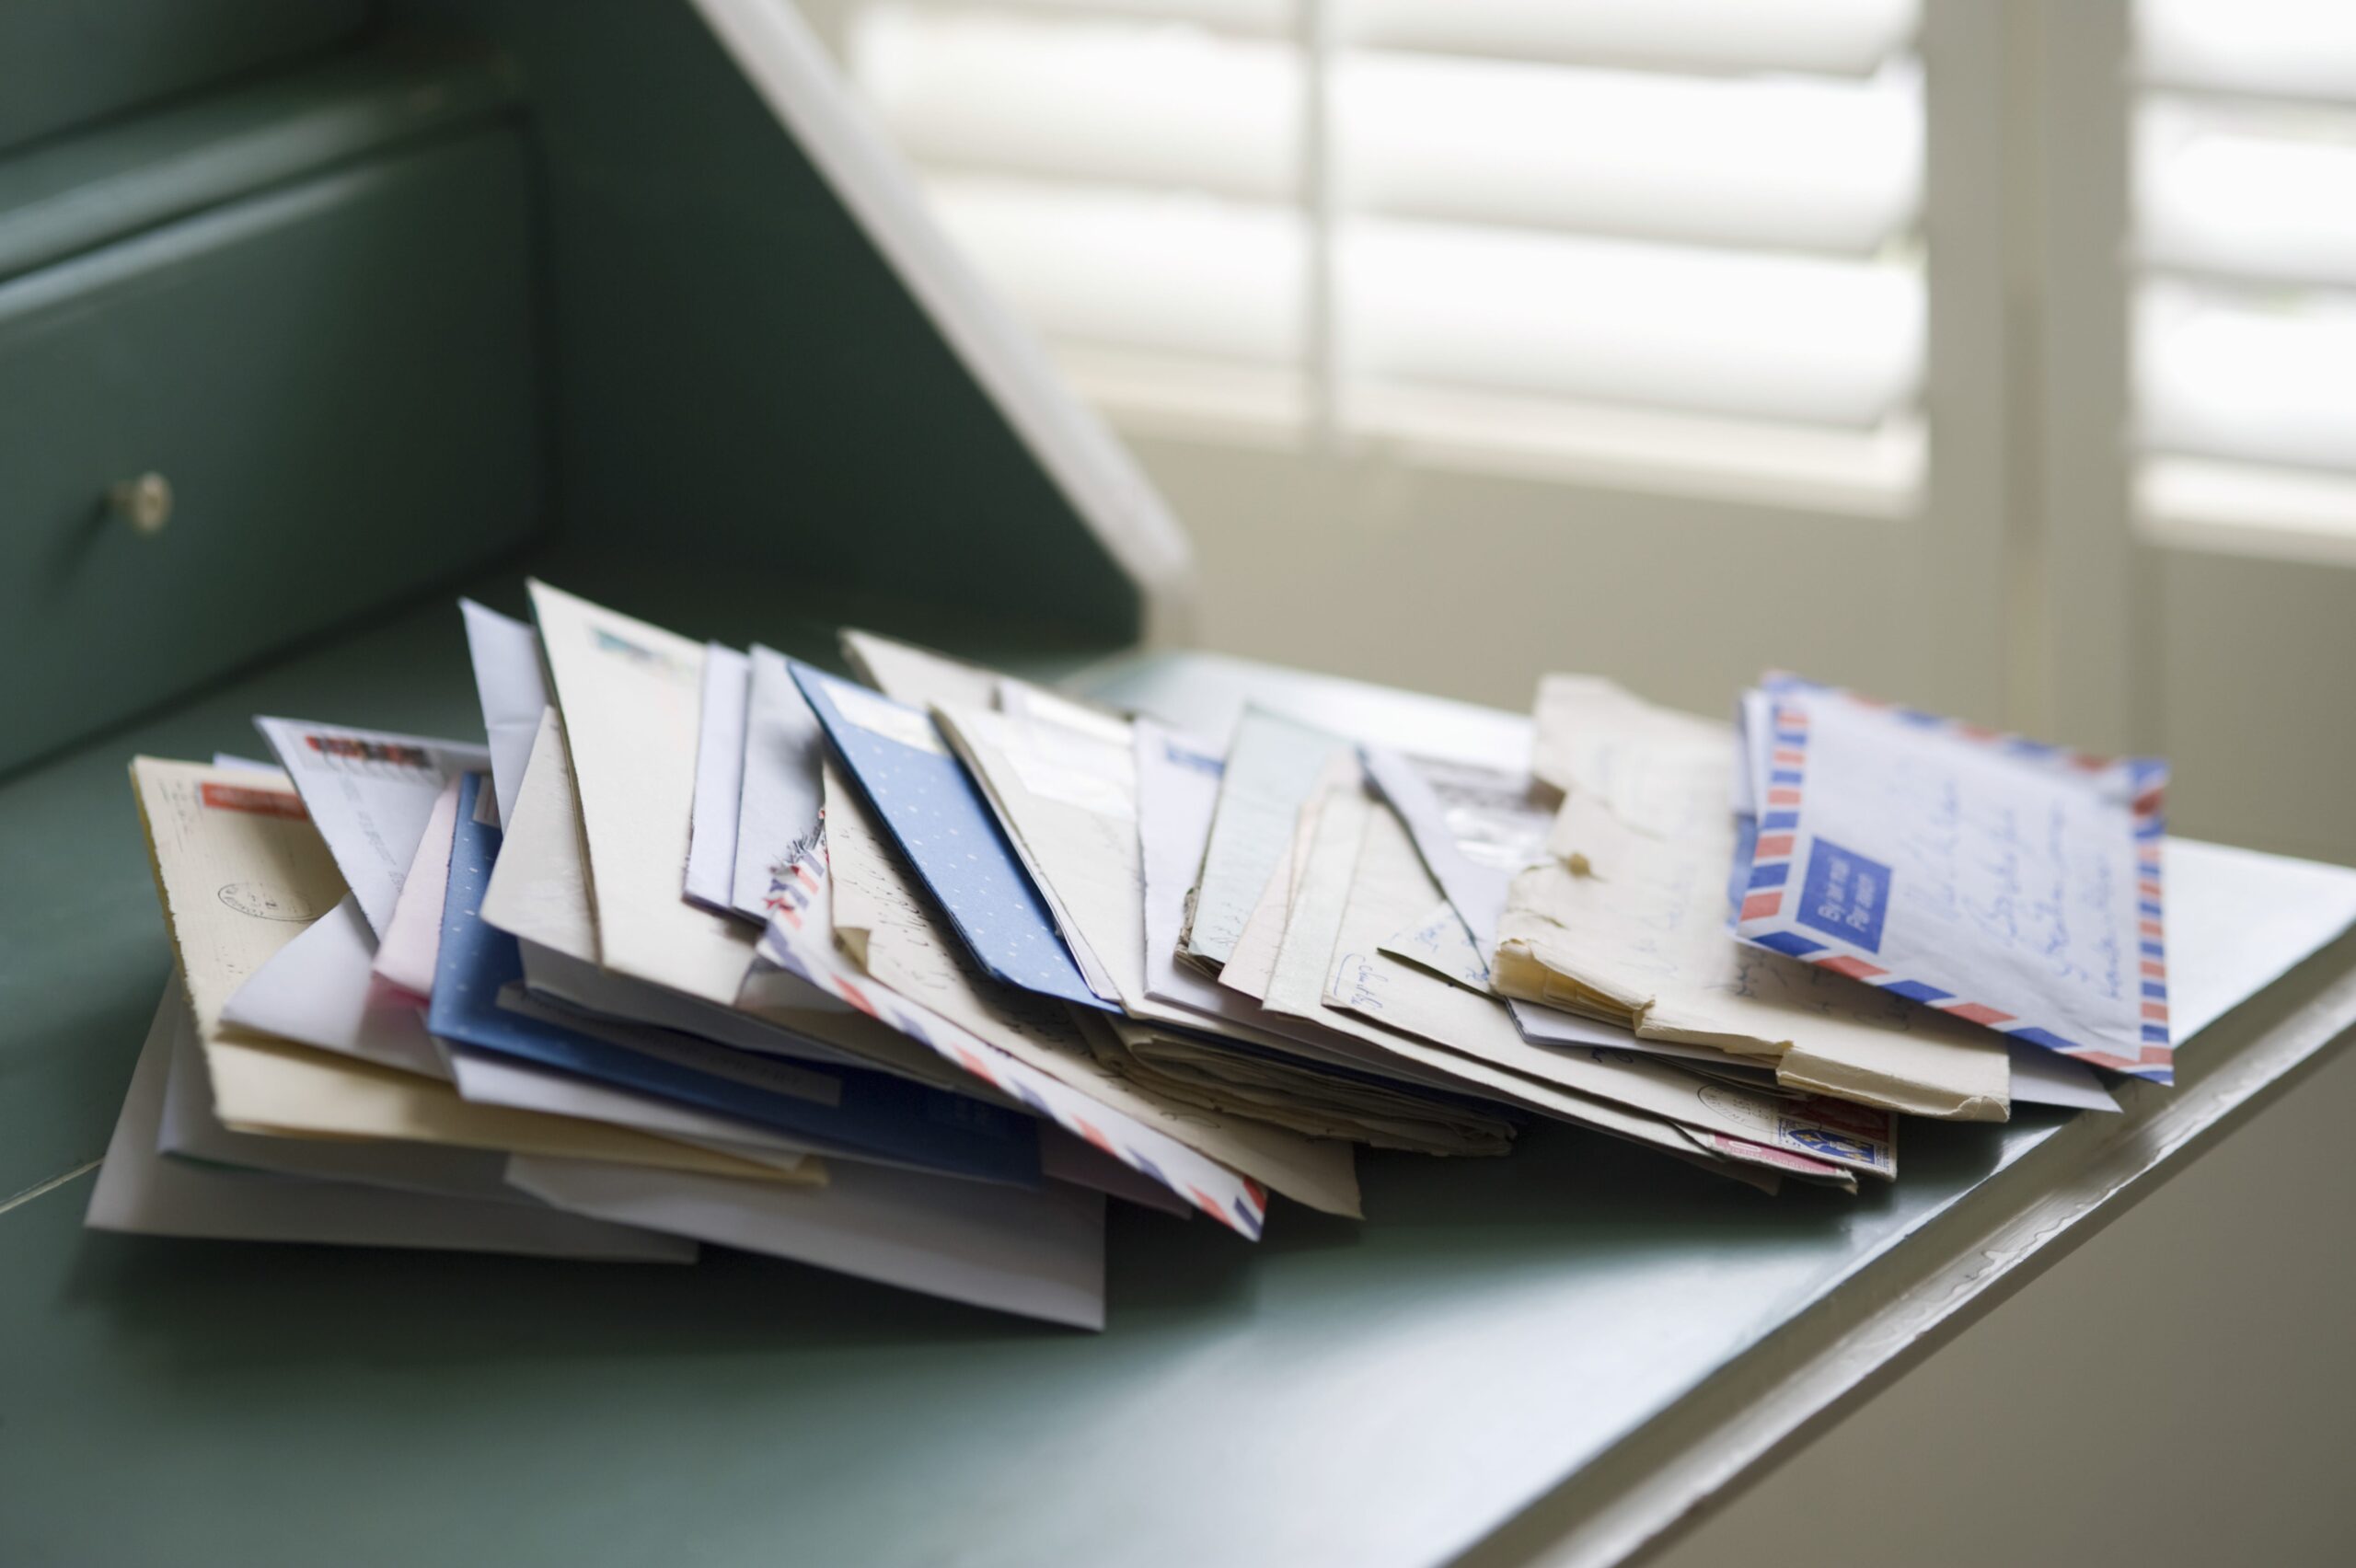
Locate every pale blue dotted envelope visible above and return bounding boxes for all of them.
[791,662,1105,1011]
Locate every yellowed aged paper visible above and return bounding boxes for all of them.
[130,757,342,1040]
[205,1034,820,1182]
[1496,687,2009,1123]
[1311,798,1893,1173]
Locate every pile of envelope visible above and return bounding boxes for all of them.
[91,582,2165,1329]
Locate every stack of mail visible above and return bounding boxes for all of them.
[89,582,2160,1331]
[1492,676,2142,1124]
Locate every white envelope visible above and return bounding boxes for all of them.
[370,776,461,997]
[459,597,550,829]
[507,1153,1107,1330]
[223,893,450,1080]
[88,985,695,1262]
[1186,708,1354,970]
[686,641,751,916]
[730,644,828,925]
[254,717,488,937]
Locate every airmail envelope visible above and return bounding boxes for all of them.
[253,717,487,938]
[1734,676,2174,1083]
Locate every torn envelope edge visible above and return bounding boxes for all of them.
[752,883,1269,1239]
[1284,791,1898,1182]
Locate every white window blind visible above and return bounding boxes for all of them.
[841,0,1929,504]
[2134,0,2356,548]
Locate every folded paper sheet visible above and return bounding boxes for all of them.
[934,700,1131,1005]
[1364,744,1661,1055]
[1733,676,2174,1083]
[1130,723,1503,1107]
[1276,785,1883,1179]
[1494,684,2011,1123]
[225,893,449,1080]
[1186,709,1354,972]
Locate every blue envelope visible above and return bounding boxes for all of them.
[791,662,1103,1010]
[429,774,1041,1185]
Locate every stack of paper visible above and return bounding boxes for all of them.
[1492,676,2133,1122]
[93,583,2178,1332]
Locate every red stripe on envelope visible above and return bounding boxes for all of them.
[1942,1002,2016,1028]
[200,783,306,819]
[1753,834,1795,858]
[1740,893,1783,920]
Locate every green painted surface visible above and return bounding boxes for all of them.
[0,130,542,773]
[392,0,1147,648]
[0,0,367,156]
[0,35,525,283]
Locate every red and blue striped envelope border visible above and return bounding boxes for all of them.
[1735,674,2173,1085]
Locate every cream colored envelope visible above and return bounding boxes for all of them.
[127,756,814,1185]
[526,581,763,1006]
